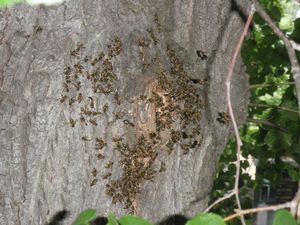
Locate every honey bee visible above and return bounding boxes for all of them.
[71,43,83,57]
[123,120,135,127]
[63,83,69,92]
[97,153,105,160]
[102,173,112,179]
[77,93,83,103]
[90,179,97,186]
[81,136,90,141]
[89,119,98,126]
[112,136,122,142]
[105,161,113,169]
[69,118,76,127]
[63,66,72,76]
[74,63,83,73]
[91,168,98,177]
[33,25,43,33]
[114,92,122,105]
[92,111,102,116]
[60,95,68,103]
[103,103,108,113]
[196,50,208,60]
[159,162,166,172]
[81,107,92,116]
[80,116,88,126]
[69,97,76,106]
[88,97,94,108]
[73,81,81,91]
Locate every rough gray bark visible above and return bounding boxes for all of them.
[0,0,249,224]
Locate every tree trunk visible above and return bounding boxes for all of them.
[0,0,249,224]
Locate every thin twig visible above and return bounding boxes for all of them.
[205,191,235,212]
[246,118,287,132]
[224,202,291,222]
[249,103,300,114]
[249,82,295,89]
[252,0,300,112]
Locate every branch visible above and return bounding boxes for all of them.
[246,118,287,132]
[204,191,235,212]
[252,0,300,113]
[291,40,300,52]
[249,103,300,114]
[224,202,291,222]
[205,5,256,225]
[249,82,295,89]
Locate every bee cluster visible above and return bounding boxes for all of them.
[58,14,205,212]
[59,37,124,187]
[101,14,204,211]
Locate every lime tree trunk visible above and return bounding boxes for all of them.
[0,0,249,224]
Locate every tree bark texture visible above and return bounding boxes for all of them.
[0,0,249,224]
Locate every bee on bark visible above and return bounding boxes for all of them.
[97,153,105,160]
[105,161,113,169]
[196,50,208,60]
[102,173,112,179]
[90,179,97,186]
[60,95,68,103]
[89,119,98,126]
[81,136,90,141]
[91,168,98,177]
[69,118,76,128]
[71,43,83,57]
[77,93,83,103]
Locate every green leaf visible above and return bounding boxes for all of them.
[0,0,21,6]
[72,208,97,225]
[119,215,153,225]
[272,210,297,225]
[186,213,225,225]
[107,213,118,225]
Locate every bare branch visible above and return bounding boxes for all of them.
[246,118,287,132]
[249,82,295,89]
[291,40,300,52]
[204,191,235,212]
[224,202,291,222]
[249,103,300,114]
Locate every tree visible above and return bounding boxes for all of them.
[0,0,250,224]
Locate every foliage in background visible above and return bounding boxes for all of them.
[210,0,300,224]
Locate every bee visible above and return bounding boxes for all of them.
[114,92,122,105]
[112,136,122,142]
[69,97,76,106]
[63,66,72,76]
[80,116,87,125]
[92,111,102,116]
[90,179,97,186]
[196,50,208,60]
[88,97,94,109]
[71,43,83,57]
[97,153,105,160]
[60,95,68,103]
[89,119,98,126]
[63,83,69,92]
[73,81,81,91]
[103,103,108,113]
[77,93,83,103]
[33,25,43,33]
[91,168,98,177]
[123,119,135,127]
[74,63,83,73]
[81,107,92,116]
[69,118,76,127]
[83,56,90,62]
[95,138,106,149]
[217,112,231,124]
[105,161,113,169]
[102,173,112,179]
[81,136,90,141]
[159,162,166,172]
